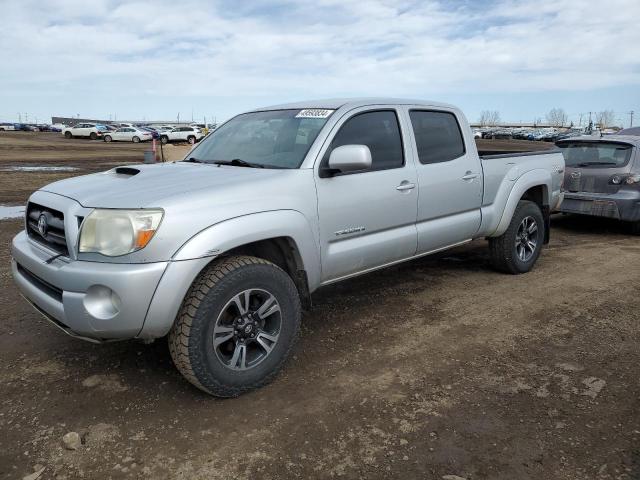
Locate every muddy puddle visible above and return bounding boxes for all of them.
[0,205,25,220]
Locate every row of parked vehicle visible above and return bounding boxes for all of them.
[61,122,209,144]
[473,127,585,142]
[0,123,63,132]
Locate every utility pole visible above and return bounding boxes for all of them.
[177,112,180,123]
[629,111,635,127]
[578,113,583,127]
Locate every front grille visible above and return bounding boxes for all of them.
[26,202,69,256]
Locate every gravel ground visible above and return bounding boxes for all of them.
[0,133,638,480]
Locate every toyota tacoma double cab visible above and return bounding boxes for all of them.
[12,99,564,396]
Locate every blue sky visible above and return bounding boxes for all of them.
[1,0,639,126]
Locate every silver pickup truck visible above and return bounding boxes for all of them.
[11,98,564,396]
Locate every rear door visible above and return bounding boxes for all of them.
[404,108,483,252]
[314,107,418,283]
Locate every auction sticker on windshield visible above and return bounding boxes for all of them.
[296,109,334,118]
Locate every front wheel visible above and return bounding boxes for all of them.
[132,136,140,143]
[169,255,301,397]
[104,135,112,143]
[489,200,545,274]
[631,221,640,236]
[187,135,196,145]
[64,131,72,139]
[160,135,169,145]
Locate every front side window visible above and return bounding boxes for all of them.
[325,110,404,172]
[188,109,332,169]
[409,110,465,164]
[558,142,633,168]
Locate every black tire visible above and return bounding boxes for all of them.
[169,255,301,397]
[489,200,545,274]
[631,221,640,236]
[89,132,97,140]
[132,136,140,143]
[64,131,72,139]
[187,135,196,144]
[160,135,169,145]
[104,135,112,143]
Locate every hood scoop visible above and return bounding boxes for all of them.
[113,167,140,177]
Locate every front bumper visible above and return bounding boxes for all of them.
[12,230,168,340]
[560,190,640,222]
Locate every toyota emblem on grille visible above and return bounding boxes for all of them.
[37,214,48,237]
[571,171,581,179]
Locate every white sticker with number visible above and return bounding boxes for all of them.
[295,109,334,119]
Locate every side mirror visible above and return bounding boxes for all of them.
[326,144,372,175]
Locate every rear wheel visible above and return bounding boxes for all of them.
[132,136,140,143]
[169,255,301,397]
[64,131,72,139]
[160,135,169,145]
[104,135,112,143]
[89,132,97,140]
[187,135,196,145]
[489,200,545,274]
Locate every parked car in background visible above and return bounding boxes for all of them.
[159,126,204,144]
[11,98,564,397]
[0,123,16,131]
[139,126,160,139]
[62,123,104,140]
[617,126,640,136]
[103,127,153,143]
[557,136,640,234]
[50,124,66,132]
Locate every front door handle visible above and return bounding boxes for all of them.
[396,182,416,192]
[462,171,479,181]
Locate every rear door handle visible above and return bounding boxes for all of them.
[396,182,416,191]
[462,172,479,181]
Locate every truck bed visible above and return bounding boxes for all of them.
[476,139,556,157]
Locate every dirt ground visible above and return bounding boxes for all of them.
[1,133,638,480]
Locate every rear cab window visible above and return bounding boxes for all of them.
[409,110,466,164]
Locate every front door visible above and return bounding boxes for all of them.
[315,108,418,283]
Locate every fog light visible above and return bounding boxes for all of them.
[83,285,122,320]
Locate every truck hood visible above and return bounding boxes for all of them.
[40,162,291,209]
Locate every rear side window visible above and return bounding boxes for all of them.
[327,110,404,171]
[409,110,465,164]
[558,142,633,168]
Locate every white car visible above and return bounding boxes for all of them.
[62,123,104,140]
[0,123,16,131]
[159,126,204,145]
[103,127,153,143]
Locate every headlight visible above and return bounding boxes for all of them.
[79,209,163,256]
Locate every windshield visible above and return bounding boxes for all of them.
[558,142,633,168]
[186,109,333,168]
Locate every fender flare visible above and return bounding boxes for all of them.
[489,169,551,237]
[171,209,322,290]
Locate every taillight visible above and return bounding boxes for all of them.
[609,173,640,185]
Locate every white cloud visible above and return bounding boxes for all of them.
[0,0,638,121]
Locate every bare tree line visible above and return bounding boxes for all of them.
[478,108,622,128]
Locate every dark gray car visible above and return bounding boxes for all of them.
[557,136,640,234]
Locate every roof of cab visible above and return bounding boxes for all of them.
[250,97,458,112]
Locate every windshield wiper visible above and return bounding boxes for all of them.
[184,157,204,163]
[575,161,618,167]
[212,158,264,168]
